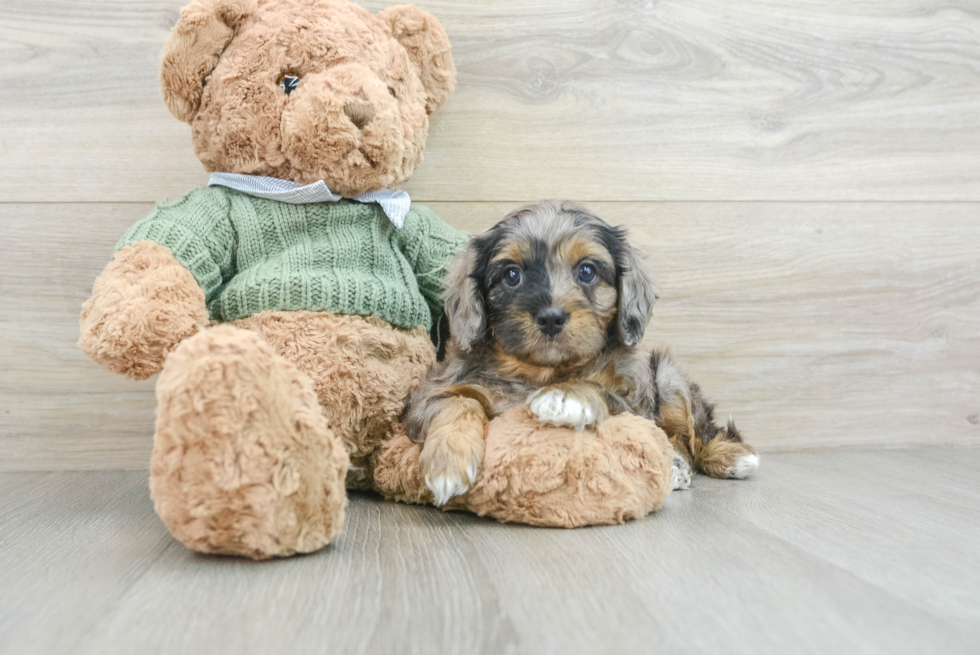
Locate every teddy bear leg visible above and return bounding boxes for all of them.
[150,324,349,560]
[371,407,675,527]
[230,312,438,487]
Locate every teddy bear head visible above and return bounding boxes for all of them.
[161,0,455,196]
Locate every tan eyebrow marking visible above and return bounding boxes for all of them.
[490,241,525,266]
[556,236,614,269]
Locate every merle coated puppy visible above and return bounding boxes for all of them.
[405,200,758,504]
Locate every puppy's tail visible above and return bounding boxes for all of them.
[650,349,759,480]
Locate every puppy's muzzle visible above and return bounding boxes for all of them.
[536,307,568,337]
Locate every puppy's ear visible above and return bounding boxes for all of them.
[161,0,256,123]
[442,244,486,351]
[615,233,656,347]
[377,5,456,115]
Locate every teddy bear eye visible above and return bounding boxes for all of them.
[277,73,301,95]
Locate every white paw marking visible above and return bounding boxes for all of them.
[423,440,483,506]
[726,453,760,479]
[466,458,479,486]
[426,473,470,506]
[671,454,693,491]
[529,389,598,430]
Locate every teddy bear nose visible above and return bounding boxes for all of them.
[343,102,375,130]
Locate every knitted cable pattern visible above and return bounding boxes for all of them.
[118,186,469,330]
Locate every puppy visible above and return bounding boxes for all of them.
[405,200,759,504]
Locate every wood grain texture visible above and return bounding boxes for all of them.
[1,0,979,202]
[2,451,979,654]
[2,201,978,469]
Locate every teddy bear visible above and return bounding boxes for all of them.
[79,0,675,560]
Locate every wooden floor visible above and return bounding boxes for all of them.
[2,448,978,655]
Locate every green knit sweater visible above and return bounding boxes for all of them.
[117,186,470,331]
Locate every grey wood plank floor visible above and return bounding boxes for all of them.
[2,449,978,655]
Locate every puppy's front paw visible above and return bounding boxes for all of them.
[426,472,470,507]
[529,388,600,430]
[423,453,480,506]
[671,453,693,491]
[420,434,484,506]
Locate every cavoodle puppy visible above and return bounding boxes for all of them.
[404,200,759,504]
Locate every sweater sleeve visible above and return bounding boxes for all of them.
[115,186,236,302]
[398,204,470,316]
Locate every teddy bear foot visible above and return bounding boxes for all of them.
[372,407,675,527]
[150,325,350,560]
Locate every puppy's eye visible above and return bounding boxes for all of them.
[277,73,301,95]
[388,85,397,98]
[578,263,597,284]
[503,266,523,287]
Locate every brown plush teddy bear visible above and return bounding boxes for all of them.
[79,0,674,560]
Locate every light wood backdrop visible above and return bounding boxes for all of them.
[1,0,979,469]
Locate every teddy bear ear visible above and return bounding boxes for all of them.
[377,5,457,115]
[160,0,257,123]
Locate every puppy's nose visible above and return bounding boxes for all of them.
[536,307,569,337]
[343,101,375,130]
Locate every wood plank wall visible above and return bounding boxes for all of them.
[1,1,978,469]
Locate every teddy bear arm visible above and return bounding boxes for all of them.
[79,241,210,380]
[79,187,236,379]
